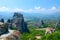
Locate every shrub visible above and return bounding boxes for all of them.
[41,31,60,40]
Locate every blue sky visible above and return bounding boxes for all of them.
[0,0,60,13]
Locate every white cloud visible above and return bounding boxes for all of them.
[0,6,60,13]
[0,7,9,11]
[51,6,56,10]
[41,8,46,11]
[0,7,24,12]
[34,6,41,10]
[13,8,23,12]
[24,9,33,12]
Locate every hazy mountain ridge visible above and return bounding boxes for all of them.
[0,12,13,20]
[0,12,60,20]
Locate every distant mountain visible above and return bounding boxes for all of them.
[0,12,13,20]
[22,12,60,20]
[0,12,60,21]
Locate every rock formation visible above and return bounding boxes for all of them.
[0,18,4,23]
[0,30,21,40]
[0,12,29,36]
[12,12,29,33]
[0,22,9,36]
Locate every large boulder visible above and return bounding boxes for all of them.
[0,22,9,36]
[12,12,29,33]
[0,30,21,40]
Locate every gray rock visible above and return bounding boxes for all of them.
[0,22,9,36]
[12,12,29,33]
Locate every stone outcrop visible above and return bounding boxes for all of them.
[0,12,29,36]
[12,12,29,33]
[0,30,21,40]
[0,22,9,36]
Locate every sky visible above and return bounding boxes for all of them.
[0,0,60,13]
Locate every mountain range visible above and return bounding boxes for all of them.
[0,12,60,21]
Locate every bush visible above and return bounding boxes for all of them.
[20,26,45,40]
[41,32,60,40]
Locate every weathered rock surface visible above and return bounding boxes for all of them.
[0,12,29,36]
[0,22,9,36]
[0,30,21,40]
[12,12,29,33]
